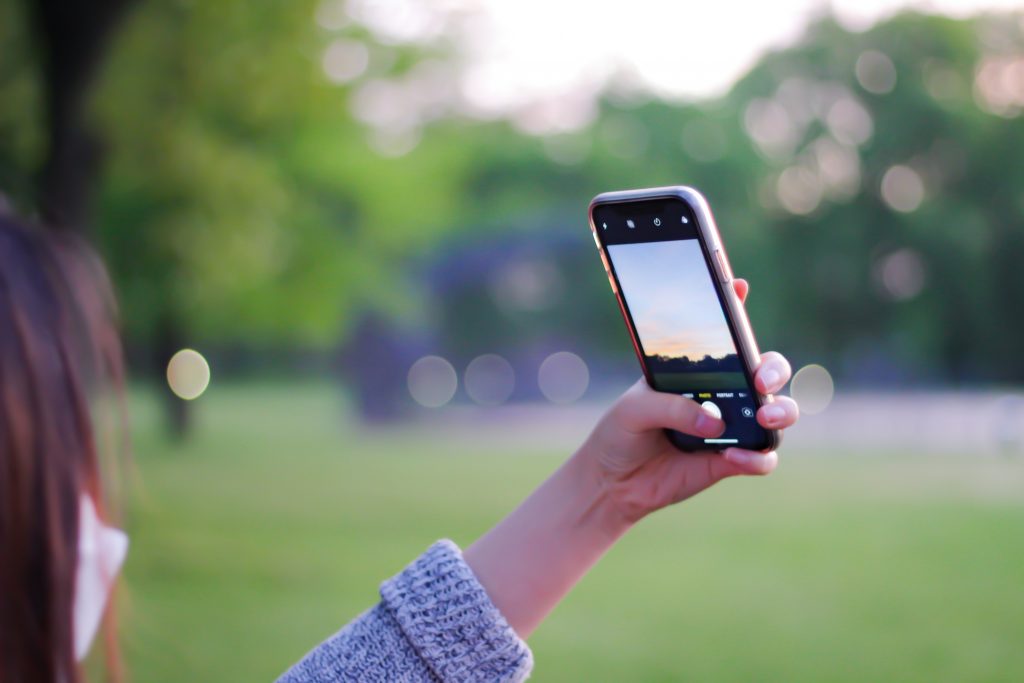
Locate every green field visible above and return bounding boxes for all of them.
[117,383,1024,682]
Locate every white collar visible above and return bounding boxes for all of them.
[74,494,128,661]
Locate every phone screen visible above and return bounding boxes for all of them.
[593,197,769,450]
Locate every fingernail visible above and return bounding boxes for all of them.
[696,409,724,436]
[761,405,785,425]
[760,369,780,390]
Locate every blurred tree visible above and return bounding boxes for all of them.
[423,10,1024,386]
[91,5,1024,392]
[92,0,496,433]
[720,12,1024,383]
[2,1,1023,430]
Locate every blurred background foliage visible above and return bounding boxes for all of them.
[1,0,1022,393]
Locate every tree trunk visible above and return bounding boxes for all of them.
[26,0,196,438]
[28,0,136,233]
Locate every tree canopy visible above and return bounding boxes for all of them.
[1,1,1022,384]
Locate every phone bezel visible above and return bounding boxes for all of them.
[588,185,780,452]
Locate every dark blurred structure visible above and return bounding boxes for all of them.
[340,311,423,421]
[342,221,631,418]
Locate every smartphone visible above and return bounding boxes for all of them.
[589,186,779,452]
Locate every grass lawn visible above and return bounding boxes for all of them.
[117,382,1024,682]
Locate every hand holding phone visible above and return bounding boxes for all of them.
[580,337,796,524]
[589,186,789,452]
[459,195,800,639]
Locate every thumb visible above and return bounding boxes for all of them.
[614,379,725,439]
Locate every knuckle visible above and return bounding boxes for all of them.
[761,351,787,370]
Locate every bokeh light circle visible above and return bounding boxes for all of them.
[166,349,211,400]
[881,165,924,213]
[464,354,515,406]
[876,248,927,301]
[538,351,589,404]
[826,97,873,147]
[855,50,897,95]
[407,355,458,408]
[790,364,834,415]
[776,166,823,215]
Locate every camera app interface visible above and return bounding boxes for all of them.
[595,198,763,448]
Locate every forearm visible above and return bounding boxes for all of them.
[463,446,632,638]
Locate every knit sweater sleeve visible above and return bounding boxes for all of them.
[276,539,533,683]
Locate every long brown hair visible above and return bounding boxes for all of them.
[0,210,126,683]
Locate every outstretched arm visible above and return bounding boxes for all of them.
[281,279,797,681]
[463,279,798,638]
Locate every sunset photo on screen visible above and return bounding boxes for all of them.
[607,239,745,391]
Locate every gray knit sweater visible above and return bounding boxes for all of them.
[277,540,533,682]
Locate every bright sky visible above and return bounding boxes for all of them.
[343,0,1022,133]
[607,240,738,360]
[464,0,1021,101]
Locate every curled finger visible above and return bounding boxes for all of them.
[757,396,799,430]
[755,352,792,395]
[722,449,779,476]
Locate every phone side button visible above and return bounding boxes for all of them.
[713,249,732,283]
[608,273,618,294]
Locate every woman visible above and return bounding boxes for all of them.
[0,211,798,682]
[0,211,129,682]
